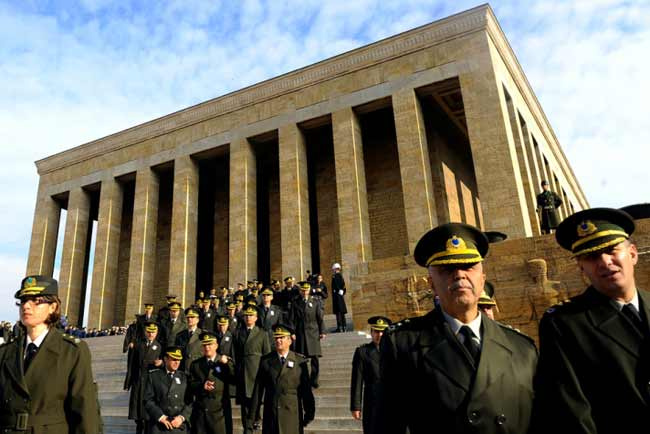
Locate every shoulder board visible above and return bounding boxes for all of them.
[387,316,420,332]
[149,368,160,373]
[62,333,81,345]
[495,321,534,343]
[544,298,573,315]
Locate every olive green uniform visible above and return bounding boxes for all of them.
[0,327,100,433]
[144,369,192,433]
[188,356,235,434]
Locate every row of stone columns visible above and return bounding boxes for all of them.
[26,71,537,327]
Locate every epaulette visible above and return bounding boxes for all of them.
[62,333,81,345]
[387,316,417,332]
[496,322,536,346]
[149,368,160,373]
[544,298,572,315]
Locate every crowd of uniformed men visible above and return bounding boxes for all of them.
[123,267,348,434]
[0,203,647,434]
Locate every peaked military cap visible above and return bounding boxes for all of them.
[620,203,650,220]
[166,294,177,301]
[556,208,634,257]
[216,314,230,325]
[261,287,274,296]
[225,302,237,311]
[368,316,391,331]
[199,332,217,345]
[245,295,258,306]
[185,308,199,318]
[242,306,258,316]
[485,231,508,243]
[483,280,495,298]
[164,346,183,360]
[169,301,182,311]
[413,222,489,267]
[298,281,311,290]
[145,321,159,333]
[273,323,294,337]
[478,281,497,307]
[144,302,154,309]
[15,275,58,299]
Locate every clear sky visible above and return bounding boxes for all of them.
[1,0,648,323]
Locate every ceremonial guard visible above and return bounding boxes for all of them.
[379,223,538,434]
[536,180,563,234]
[350,316,391,434]
[144,346,192,433]
[0,275,100,433]
[188,332,235,434]
[175,308,203,372]
[127,321,163,434]
[331,263,348,332]
[248,324,315,434]
[532,208,649,434]
[234,306,272,433]
[288,281,326,388]
[161,302,188,348]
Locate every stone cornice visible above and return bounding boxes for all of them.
[36,4,491,175]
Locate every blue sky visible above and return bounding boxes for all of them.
[1,0,648,323]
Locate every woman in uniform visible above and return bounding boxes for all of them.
[0,275,100,433]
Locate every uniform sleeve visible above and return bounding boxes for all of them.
[350,347,363,411]
[531,316,595,434]
[248,363,266,427]
[554,192,563,208]
[316,300,325,335]
[188,360,204,397]
[378,331,407,434]
[144,374,165,422]
[180,375,193,422]
[66,341,101,434]
[300,360,316,423]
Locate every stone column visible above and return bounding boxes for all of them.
[58,187,91,325]
[332,107,372,267]
[392,88,438,253]
[26,182,61,277]
[279,123,312,278]
[169,156,199,307]
[505,96,540,235]
[229,138,257,287]
[88,178,123,329]
[126,168,159,319]
[459,43,532,238]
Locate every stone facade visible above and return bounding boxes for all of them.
[26,5,589,327]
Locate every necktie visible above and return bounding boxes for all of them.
[622,304,646,335]
[280,356,286,365]
[24,343,38,373]
[459,326,480,363]
[169,372,174,380]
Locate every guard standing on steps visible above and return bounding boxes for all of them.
[536,180,563,234]
[144,346,192,433]
[331,263,348,332]
[378,223,538,434]
[350,316,391,434]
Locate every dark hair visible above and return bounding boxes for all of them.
[44,295,61,326]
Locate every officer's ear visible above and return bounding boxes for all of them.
[627,241,638,265]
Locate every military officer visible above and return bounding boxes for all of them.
[175,308,203,372]
[188,332,235,434]
[248,324,315,434]
[135,302,156,343]
[144,346,192,433]
[288,281,326,388]
[127,321,163,434]
[531,208,649,434]
[258,287,282,345]
[379,223,538,434]
[0,275,100,433]
[161,302,188,348]
[233,306,272,434]
[157,295,178,323]
[311,273,328,302]
[224,302,240,333]
[215,315,237,400]
[478,281,498,320]
[536,180,563,234]
[350,316,391,434]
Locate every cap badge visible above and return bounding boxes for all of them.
[577,220,597,237]
[446,235,466,251]
[377,319,385,326]
[24,277,37,289]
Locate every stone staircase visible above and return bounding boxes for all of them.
[87,314,368,433]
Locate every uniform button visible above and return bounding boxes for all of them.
[468,410,480,424]
[495,414,506,425]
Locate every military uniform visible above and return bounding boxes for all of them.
[127,336,163,425]
[331,268,347,332]
[188,351,235,434]
[288,284,325,387]
[161,303,188,349]
[0,328,100,433]
[175,328,203,373]
[248,325,315,434]
[532,208,649,434]
[144,368,192,433]
[215,321,237,399]
[536,184,562,233]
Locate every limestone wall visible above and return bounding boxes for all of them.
[350,218,650,343]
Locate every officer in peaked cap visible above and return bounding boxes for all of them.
[0,275,100,433]
[350,316,391,434]
[532,208,648,434]
[144,346,191,433]
[478,281,498,320]
[378,223,537,434]
[620,203,650,220]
